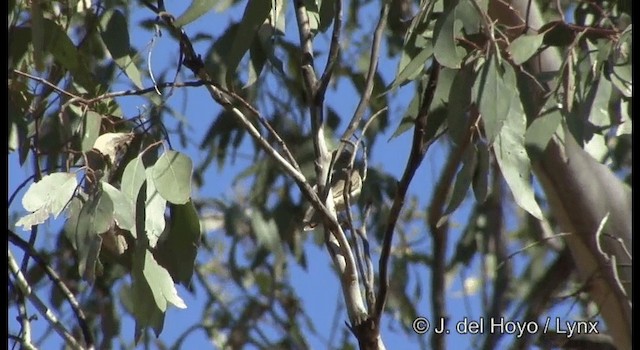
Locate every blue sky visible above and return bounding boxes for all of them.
[8,2,587,349]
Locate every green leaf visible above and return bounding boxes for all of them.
[250,211,283,258]
[433,2,464,69]
[152,150,193,204]
[447,63,475,144]
[93,187,115,234]
[318,0,335,33]
[81,111,102,152]
[508,33,545,65]
[246,26,270,87]
[474,54,518,143]
[102,182,135,232]
[74,190,114,282]
[9,26,31,67]
[174,0,218,27]
[16,172,78,229]
[132,245,186,338]
[100,10,143,89]
[472,142,490,202]
[225,0,272,84]
[455,0,484,35]
[121,156,147,202]
[145,168,167,248]
[155,200,202,286]
[387,45,433,92]
[586,77,612,129]
[144,247,187,310]
[493,88,543,220]
[445,144,476,216]
[41,18,93,89]
[30,0,45,71]
[390,92,420,140]
[525,100,562,159]
[131,249,166,338]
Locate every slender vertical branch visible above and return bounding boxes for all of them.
[317,0,343,99]
[374,63,441,322]
[293,0,368,330]
[9,230,95,349]
[334,2,390,166]
[426,108,478,350]
[8,250,85,350]
[482,168,510,350]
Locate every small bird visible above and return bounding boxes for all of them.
[303,169,362,231]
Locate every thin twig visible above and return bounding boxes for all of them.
[316,0,343,100]
[9,230,95,350]
[13,285,35,350]
[11,70,82,100]
[8,249,85,350]
[292,0,368,326]
[374,63,441,322]
[357,203,376,311]
[334,2,390,169]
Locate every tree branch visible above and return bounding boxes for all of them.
[334,2,390,169]
[9,230,95,350]
[292,0,368,330]
[374,63,441,322]
[8,249,87,350]
[316,0,343,100]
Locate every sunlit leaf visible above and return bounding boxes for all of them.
[145,168,167,248]
[152,150,193,204]
[102,181,135,232]
[474,54,515,143]
[121,156,146,202]
[174,0,218,27]
[493,73,543,220]
[92,132,135,164]
[17,172,78,229]
[132,249,166,338]
[81,111,102,152]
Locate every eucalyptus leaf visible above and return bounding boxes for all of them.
[152,150,193,204]
[16,172,78,229]
[145,167,167,248]
[508,33,545,65]
[174,0,218,27]
[493,92,543,220]
[433,2,464,69]
[155,200,202,286]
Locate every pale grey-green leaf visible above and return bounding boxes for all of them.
[102,181,134,231]
[493,97,543,220]
[508,33,545,65]
[145,168,167,248]
[151,151,193,204]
